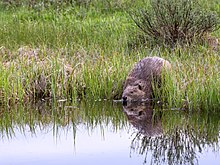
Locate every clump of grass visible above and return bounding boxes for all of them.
[0,47,74,103]
[152,48,219,112]
[80,52,130,100]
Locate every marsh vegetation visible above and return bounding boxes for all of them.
[0,1,219,164]
[0,0,219,111]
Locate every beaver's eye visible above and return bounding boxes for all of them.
[138,111,143,116]
[138,84,142,90]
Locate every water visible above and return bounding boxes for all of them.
[0,101,219,165]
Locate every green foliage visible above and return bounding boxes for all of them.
[152,49,220,112]
[0,0,219,112]
[130,0,220,47]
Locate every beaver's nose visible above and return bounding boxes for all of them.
[122,96,127,106]
[122,96,127,101]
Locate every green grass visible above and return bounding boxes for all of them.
[0,1,133,51]
[0,0,219,111]
[152,49,220,111]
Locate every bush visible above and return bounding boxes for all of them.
[130,0,220,47]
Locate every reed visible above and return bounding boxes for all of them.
[158,49,220,111]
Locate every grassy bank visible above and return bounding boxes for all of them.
[0,0,219,111]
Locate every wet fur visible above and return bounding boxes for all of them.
[122,56,171,102]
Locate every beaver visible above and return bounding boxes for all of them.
[122,56,171,103]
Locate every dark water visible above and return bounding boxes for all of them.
[0,101,219,165]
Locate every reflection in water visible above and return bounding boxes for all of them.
[123,102,162,137]
[0,100,127,140]
[0,101,219,165]
[123,103,220,165]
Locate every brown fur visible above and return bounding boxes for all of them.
[122,56,171,102]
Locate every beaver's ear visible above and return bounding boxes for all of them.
[126,77,134,83]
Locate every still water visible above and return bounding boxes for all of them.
[0,101,219,165]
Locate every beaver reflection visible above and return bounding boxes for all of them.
[123,103,162,137]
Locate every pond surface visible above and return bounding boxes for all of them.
[0,101,219,165]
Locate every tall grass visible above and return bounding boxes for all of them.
[151,48,219,111]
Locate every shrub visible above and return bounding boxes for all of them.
[130,0,220,47]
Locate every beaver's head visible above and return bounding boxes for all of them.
[122,79,148,103]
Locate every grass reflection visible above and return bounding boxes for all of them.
[126,104,220,165]
[0,102,219,165]
[0,101,127,140]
